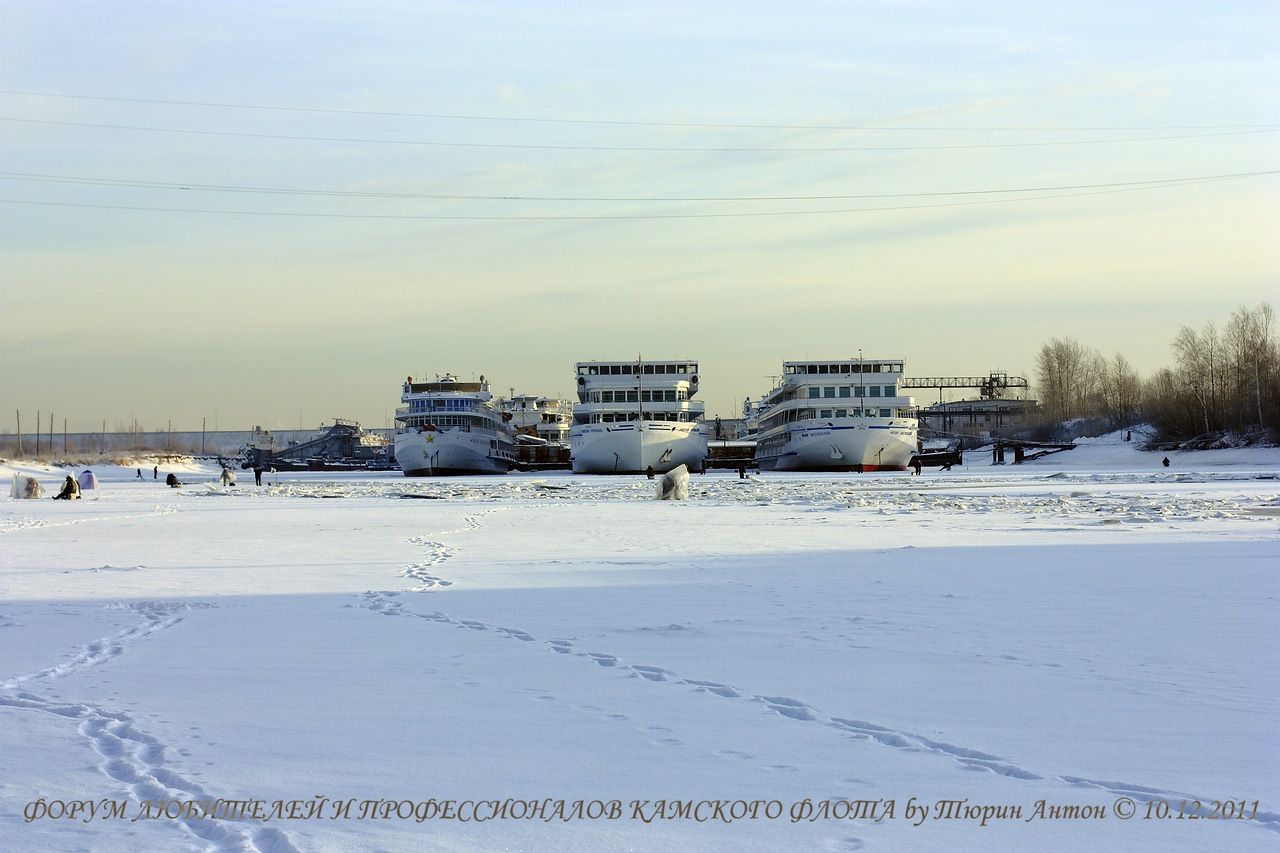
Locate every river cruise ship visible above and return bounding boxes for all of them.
[497,393,572,447]
[394,374,517,476]
[753,358,917,472]
[570,359,709,474]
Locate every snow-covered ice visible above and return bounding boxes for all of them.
[2,435,1278,852]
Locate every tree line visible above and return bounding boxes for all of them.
[1034,303,1278,446]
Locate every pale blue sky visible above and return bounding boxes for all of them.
[2,1,1276,433]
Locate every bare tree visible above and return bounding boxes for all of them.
[1035,337,1104,423]
[1146,303,1278,443]
[1100,353,1142,430]
[1172,321,1223,434]
[1223,303,1278,433]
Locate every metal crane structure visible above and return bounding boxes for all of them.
[899,372,1029,404]
[902,373,1036,444]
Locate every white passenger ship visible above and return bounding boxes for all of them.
[497,393,571,447]
[570,359,709,474]
[753,358,917,472]
[394,374,517,476]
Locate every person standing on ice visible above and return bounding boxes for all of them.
[220,467,237,487]
[253,465,263,486]
[153,465,158,479]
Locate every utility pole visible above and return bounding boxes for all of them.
[16,411,21,456]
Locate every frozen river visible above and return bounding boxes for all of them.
[3,438,1278,852]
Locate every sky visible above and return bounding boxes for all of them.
[1,0,1277,433]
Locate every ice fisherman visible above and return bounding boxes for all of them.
[165,472,182,488]
[53,475,80,500]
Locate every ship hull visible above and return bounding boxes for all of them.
[570,421,709,474]
[395,428,515,476]
[755,418,917,472]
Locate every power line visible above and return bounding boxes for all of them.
[2,171,1269,220]
[3,116,1274,153]
[3,169,1275,203]
[3,89,1276,132]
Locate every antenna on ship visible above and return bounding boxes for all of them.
[859,348,866,417]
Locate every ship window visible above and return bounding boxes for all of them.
[839,386,851,398]
[823,387,836,398]
[854,387,864,397]
[884,384,896,396]
[808,387,820,399]
[643,364,655,374]
[880,408,891,418]
[820,409,832,418]
[665,390,676,402]
[869,386,881,397]
[818,364,829,374]
[835,409,848,417]
[785,365,796,375]
[601,391,613,403]
[626,391,638,402]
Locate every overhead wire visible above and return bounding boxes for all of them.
[2,171,1271,220]
[2,169,1275,204]
[1,116,1274,152]
[1,89,1273,221]
[3,89,1277,132]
